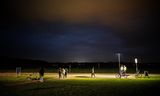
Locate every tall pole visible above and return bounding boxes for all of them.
[135,58,138,73]
[98,63,100,69]
[117,53,121,73]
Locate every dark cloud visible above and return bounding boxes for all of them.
[0,0,159,62]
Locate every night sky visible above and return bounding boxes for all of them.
[0,0,159,62]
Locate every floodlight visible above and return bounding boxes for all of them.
[135,58,138,64]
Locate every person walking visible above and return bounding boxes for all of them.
[91,67,95,78]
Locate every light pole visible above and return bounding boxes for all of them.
[135,58,138,73]
[117,53,121,73]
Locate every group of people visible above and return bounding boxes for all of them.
[27,72,39,80]
[26,67,44,82]
[25,65,128,82]
[58,67,68,79]
[120,65,127,76]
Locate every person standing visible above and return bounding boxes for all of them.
[62,68,65,79]
[123,65,127,75]
[120,65,124,76]
[39,67,44,82]
[91,67,95,78]
[64,68,68,78]
[58,67,62,79]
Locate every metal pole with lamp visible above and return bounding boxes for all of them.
[115,53,123,78]
[117,53,121,78]
[135,58,138,73]
[117,53,121,72]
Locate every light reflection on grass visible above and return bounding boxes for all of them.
[0,73,160,96]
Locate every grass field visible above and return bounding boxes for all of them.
[0,73,160,96]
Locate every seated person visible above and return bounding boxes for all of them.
[26,74,32,80]
[144,71,149,78]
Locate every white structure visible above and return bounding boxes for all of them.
[116,53,121,72]
[135,58,138,73]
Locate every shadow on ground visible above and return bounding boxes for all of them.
[75,76,90,78]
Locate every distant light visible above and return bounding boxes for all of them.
[135,58,138,64]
